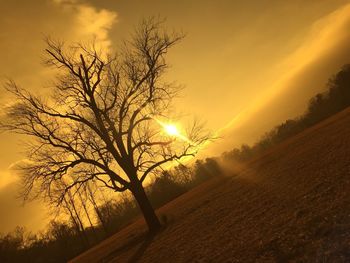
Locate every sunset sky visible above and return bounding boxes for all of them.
[1,0,350,232]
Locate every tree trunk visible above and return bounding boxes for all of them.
[131,181,161,233]
[77,189,98,241]
[87,184,108,235]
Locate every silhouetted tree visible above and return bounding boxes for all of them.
[0,227,24,262]
[97,195,139,233]
[173,163,193,185]
[85,182,108,234]
[193,158,221,183]
[148,170,186,208]
[1,18,210,233]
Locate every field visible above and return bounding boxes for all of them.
[71,108,350,262]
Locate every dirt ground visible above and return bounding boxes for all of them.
[70,108,350,263]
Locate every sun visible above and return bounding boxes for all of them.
[154,118,192,143]
[164,124,179,136]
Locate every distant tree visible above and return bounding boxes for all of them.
[193,158,221,182]
[173,163,193,185]
[305,64,350,124]
[148,170,186,208]
[47,221,75,261]
[85,182,109,234]
[0,227,26,263]
[1,18,210,233]
[97,195,138,233]
[328,64,350,111]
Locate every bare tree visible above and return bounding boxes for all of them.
[85,182,109,235]
[61,193,89,246]
[1,18,210,232]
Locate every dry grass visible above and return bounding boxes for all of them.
[71,107,350,263]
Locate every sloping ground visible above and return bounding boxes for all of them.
[71,108,350,263]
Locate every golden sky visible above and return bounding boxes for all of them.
[1,0,350,232]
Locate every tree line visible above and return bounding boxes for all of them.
[222,64,350,163]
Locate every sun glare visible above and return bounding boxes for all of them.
[164,124,179,136]
[154,118,192,143]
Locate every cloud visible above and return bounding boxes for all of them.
[0,0,117,94]
[204,3,350,155]
[73,4,117,48]
[51,0,117,49]
[0,170,18,190]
